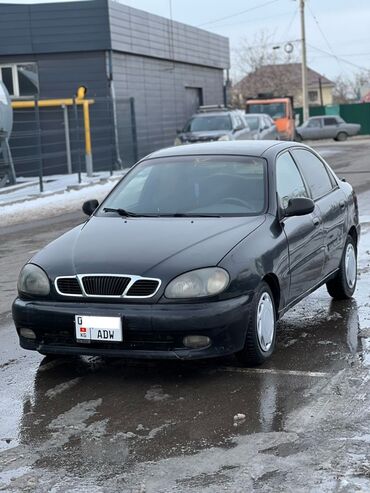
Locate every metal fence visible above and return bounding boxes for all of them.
[0,96,138,191]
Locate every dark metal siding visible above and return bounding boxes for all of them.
[0,52,112,176]
[0,0,111,56]
[108,1,229,70]
[112,52,224,159]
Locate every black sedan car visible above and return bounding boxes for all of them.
[13,141,359,365]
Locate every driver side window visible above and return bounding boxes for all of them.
[276,152,309,209]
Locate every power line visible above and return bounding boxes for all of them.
[308,43,370,71]
[197,0,279,27]
[306,1,345,72]
[203,10,292,30]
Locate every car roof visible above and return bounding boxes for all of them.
[192,111,235,118]
[145,141,297,159]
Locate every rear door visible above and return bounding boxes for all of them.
[276,151,325,303]
[322,117,339,139]
[291,149,347,277]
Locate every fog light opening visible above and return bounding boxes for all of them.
[20,328,37,340]
[183,335,211,349]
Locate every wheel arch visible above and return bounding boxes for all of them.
[262,273,281,319]
[348,225,358,248]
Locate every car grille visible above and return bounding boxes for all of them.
[82,276,131,296]
[126,279,160,297]
[55,275,160,298]
[56,277,82,296]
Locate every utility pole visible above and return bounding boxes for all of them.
[299,0,309,122]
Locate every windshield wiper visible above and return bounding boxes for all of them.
[159,213,221,218]
[103,208,159,218]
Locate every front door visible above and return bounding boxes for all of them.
[291,148,347,277]
[276,151,325,303]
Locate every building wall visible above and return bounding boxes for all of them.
[108,0,229,70]
[0,0,229,174]
[0,0,110,56]
[112,52,224,159]
[321,87,333,106]
[289,86,333,108]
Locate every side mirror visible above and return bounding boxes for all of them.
[284,197,315,217]
[82,199,99,216]
[176,129,182,134]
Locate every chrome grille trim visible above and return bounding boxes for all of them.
[54,274,161,299]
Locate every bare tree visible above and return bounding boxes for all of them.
[230,31,299,107]
[333,70,370,103]
[231,30,297,82]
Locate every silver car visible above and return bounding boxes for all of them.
[296,116,361,142]
[175,106,252,145]
[244,113,279,140]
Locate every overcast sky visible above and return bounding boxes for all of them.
[2,0,370,82]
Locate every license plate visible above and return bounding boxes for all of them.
[75,315,122,342]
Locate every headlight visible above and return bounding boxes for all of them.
[17,263,50,296]
[165,268,229,299]
[218,134,231,141]
[174,137,182,146]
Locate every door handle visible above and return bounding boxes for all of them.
[313,217,321,226]
[339,201,345,209]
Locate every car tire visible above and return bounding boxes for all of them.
[326,235,357,300]
[295,132,302,142]
[335,131,348,142]
[236,281,277,366]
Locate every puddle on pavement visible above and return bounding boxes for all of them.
[1,214,370,489]
[0,273,366,484]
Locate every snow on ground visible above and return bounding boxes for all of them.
[0,179,120,228]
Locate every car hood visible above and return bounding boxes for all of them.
[32,215,265,280]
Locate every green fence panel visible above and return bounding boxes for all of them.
[339,103,370,135]
[325,105,340,116]
[295,106,325,125]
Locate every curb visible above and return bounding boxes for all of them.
[0,179,39,196]
[0,174,124,208]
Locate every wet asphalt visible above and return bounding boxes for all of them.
[0,140,370,492]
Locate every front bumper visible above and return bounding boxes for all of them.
[12,295,252,360]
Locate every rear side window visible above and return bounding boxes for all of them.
[324,117,338,126]
[291,149,334,200]
[276,152,308,209]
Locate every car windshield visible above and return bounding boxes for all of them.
[99,155,267,217]
[244,116,260,131]
[184,115,232,132]
[248,103,286,120]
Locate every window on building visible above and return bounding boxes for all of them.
[308,90,318,102]
[0,63,39,97]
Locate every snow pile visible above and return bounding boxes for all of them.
[0,180,119,228]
